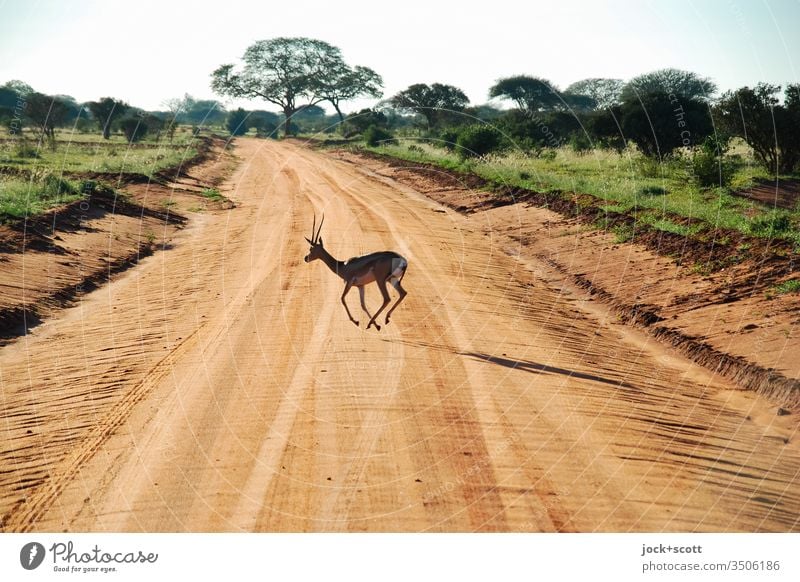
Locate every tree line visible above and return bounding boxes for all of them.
[210,37,800,177]
[0,83,232,144]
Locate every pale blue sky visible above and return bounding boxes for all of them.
[0,0,798,112]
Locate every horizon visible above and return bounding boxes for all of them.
[1,0,798,115]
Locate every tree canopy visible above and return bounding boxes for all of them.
[25,93,70,140]
[389,83,469,128]
[211,37,382,136]
[621,68,716,102]
[489,76,561,112]
[316,64,383,122]
[87,97,130,139]
[715,83,800,173]
[565,78,624,109]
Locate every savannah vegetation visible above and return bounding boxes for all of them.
[3,37,800,260]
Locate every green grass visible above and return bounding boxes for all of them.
[0,128,198,176]
[0,175,85,221]
[364,139,800,244]
[201,188,224,202]
[774,279,800,294]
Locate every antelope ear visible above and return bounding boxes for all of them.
[318,237,323,245]
[304,237,312,244]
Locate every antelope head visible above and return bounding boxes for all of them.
[303,214,325,263]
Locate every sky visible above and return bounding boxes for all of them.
[0,0,798,113]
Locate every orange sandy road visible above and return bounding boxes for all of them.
[1,138,798,532]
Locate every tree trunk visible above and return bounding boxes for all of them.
[102,120,111,140]
[333,104,345,134]
[283,107,293,138]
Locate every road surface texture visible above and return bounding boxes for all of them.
[1,138,797,532]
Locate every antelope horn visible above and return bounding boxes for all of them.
[310,214,317,243]
[315,214,324,243]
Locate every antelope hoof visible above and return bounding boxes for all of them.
[367,321,381,331]
[352,320,359,327]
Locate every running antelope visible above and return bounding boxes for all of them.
[303,215,408,331]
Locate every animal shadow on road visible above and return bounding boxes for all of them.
[463,351,640,391]
[382,338,639,391]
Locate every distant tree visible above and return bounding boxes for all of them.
[621,68,716,102]
[565,78,624,109]
[162,96,187,141]
[316,64,383,123]
[389,83,469,129]
[248,109,280,137]
[87,97,129,139]
[463,104,505,121]
[47,95,83,126]
[0,87,21,110]
[292,104,327,120]
[584,107,625,151]
[227,108,249,136]
[561,92,597,112]
[489,76,561,112]
[344,108,388,136]
[211,37,348,136]
[24,93,70,140]
[182,96,227,125]
[715,83,800,173]
[119,117,149,143]
[620,92,712,157]
[1,80,34,97]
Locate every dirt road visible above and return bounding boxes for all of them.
[1,138,798,532]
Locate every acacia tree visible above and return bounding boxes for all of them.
[489,76,561,112]
[715,83,800,174]
[87,97,129,139]
[389,83,469,129]
[212,37,354,137]
[621,68,716,102]
[565,78,624,109]
[24,93,70,140]
[316,64,383,123]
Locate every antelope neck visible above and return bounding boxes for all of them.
[317,246,347,278]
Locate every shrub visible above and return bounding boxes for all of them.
[363,125,396,146]
[538,148,557,162]
[226,108,249,136]
[255,122,278,138]
[454,125,501,158]
[119,118,148,143]
[569,133,592,153]
[41,174,77,199]
[692,136,735,188]
[438,128,459,151]
[15,140,39,158]
[637,185,667,196]
[748,211,792,237]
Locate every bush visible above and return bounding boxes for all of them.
[226,108,249,136]
[638,185,668,196]
[692,136,735,188]
[42,174,77,198]
[569,133,592,153]
[119,118,148,143]
[255,122,279,138]
[15,140,39,158]
[363,125,396,146]
[455,124,502,158]
[748,211,792,237]
[438,128,459,151]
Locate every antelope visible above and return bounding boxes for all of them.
[304,215,408,331]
